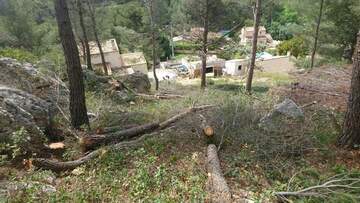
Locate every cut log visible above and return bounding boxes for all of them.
[206,144,231,203]
[81,105,215,150]
[34,105,215,171]
[199,114,214,137]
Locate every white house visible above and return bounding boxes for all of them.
[79,39,148,75]
[239,26,273,45]
[118,52,148,74]
[224,56,296,76]
[224,59,248,76]
[79,39,121,74]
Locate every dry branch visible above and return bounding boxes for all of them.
[33,149,103,172]
[275,176,360,199]
[206,144,232,203]
[136,93,184,100]
[33,105,215,171]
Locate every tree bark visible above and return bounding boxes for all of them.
[79,38,86,63]
[86,0,108,75]
[150,0,159,91]
[338,31,360,148]
[201,0,209,89]
[206,144,232,203]
[55,0,89,129]
[246,0,261,94]
[77,0,93,71]
[310,0,324,70]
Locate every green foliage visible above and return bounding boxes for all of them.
[265,6,300,41]
[277,37,307,58]
[175,41,198,51]
[322,0,360,59]
[0,48,38,63]
[0,127,31,161]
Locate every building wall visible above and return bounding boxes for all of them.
[224,60,248,76]
[131,64,148,74]
[257,56,295,73]
[224,56,295,76]
[91,52,122,69]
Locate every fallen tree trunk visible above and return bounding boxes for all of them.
[34,105,215,171]
[135,93,184,100]
[80,123,159,150]
[96,124,139,134]
[81,105,214,150]
[206,144,231,203]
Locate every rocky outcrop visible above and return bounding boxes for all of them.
[259,99,304,131]
[0,58,62,103]
[0,86,51,137]
[0,58,60,156]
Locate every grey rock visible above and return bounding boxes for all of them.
[0,181,56,197]
[0,86,49,149]
[0,58,55,102]
[120,71,151,93]
[259,99,304,131]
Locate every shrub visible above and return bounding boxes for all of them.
[0,47,38,63]
[175,41,198,50]
[277,37,307,58]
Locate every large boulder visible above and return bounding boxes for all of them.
[120,71,151,93]
[0,86,50,153]
[0,58,58,102]
[0,58,62,156]
[259,99,304,131]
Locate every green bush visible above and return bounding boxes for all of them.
[277,37,307,58]
[175,41,198,50]
[0,47,38,63]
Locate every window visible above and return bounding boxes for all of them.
[238,65,242,71]
[206,66,214,73]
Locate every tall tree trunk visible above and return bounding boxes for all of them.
[78,0,93,71]
[338,31,360,148]
[200,0,209,89]
[310,0,324,70]
[246,0,261,94]
[86,0,108,75]
[79,38,86,62]
[55,0,89,129]
[150,0,159,91]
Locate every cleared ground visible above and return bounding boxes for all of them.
[2,65,359,203]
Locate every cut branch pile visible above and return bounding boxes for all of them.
[33,105,214,171]
[206,144,232,203]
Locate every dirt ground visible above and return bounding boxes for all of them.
[273,65,352,112]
